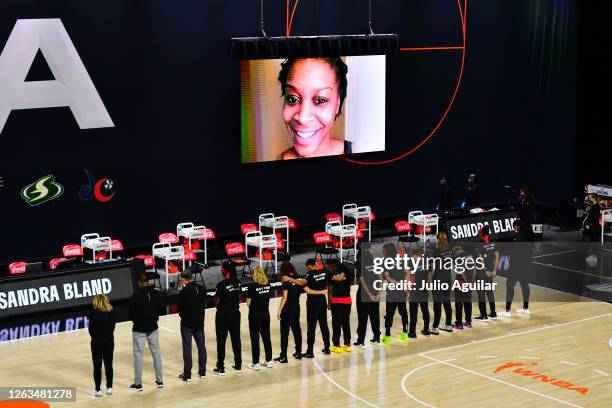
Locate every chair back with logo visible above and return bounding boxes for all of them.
[226,242,246,258]
[241,223,258,235]
[158,233,179,244]
[8,262,27,275]
[325,213,342,223]
[62,244,83,258]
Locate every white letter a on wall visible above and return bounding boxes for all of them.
[0,19,114,134]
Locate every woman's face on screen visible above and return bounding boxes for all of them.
[282,59,340,157]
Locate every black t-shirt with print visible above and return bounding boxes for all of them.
[247,282,271,312]
[216,278,240,313]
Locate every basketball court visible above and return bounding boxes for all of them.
[1,280,610,408]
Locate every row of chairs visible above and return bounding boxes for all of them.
[8,241,126,276]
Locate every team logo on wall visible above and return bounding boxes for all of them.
[20,175,64,206]
[79,169,115,202]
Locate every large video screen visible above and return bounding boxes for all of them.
[240,56,386,163]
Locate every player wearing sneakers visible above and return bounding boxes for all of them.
[246,266,273,371]
[282,259,330,358]
[500,220,531,318]
[355,250,381,346]
[129,274,164,392]
[178,267,207,382]
[275,262,306,364]
[431,232,453,334]
[327,260,352,353]
[453,245,473,329]
[475,226,499,322]
[213,262,242,376]
[409,251,431,337]
[382,243,409,343]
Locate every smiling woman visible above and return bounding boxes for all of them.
[240,55,386,163]
[278,58,348,159]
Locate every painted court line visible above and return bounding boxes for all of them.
[312,358,381,408]
[593,369,609,377]
[420,354,584,408]
[533,261,612,280]
[419,313,612,356]
[400,360,448,408]
[518,356,541,360]
[158,325,176,333]
[560,361,579,367]
[532,249,577,259]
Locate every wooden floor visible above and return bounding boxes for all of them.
[1,282,611,408]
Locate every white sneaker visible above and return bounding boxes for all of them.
[106,388,113,395]
[265,361,273,368]
[516,309,530,315]
[91,390,103,397]
[498,311,512,318]
[248,363,260,372]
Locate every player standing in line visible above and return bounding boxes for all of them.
[408,251,431,337]
[354,250,381,347]
[327,259,352,353]
[246,266,273,371]
[382,243,409,344]
[475,226,499,322]
[282,259,331,358]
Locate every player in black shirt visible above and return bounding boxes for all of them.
[475,226,499,322]
[283,259,333,358]
[89,294,115,396]
[275,262,311,364]
[584,193,601,242]
[453,245,473,329]
[355,250,381,347]
[500,220,531,317]
[382,243,409,344]
[409,251,431,337]
[246,266,273,371]
[327,259,352,353]
[431,232,453,334]
[213,262,242,376]
[178,267,207,382]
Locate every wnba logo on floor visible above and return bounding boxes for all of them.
[493,362,589,395]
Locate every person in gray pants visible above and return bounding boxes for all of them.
[128,274,164,392]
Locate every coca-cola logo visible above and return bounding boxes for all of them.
[227,244,244,255]
[111,240,123,251]
[314,233,332,244]
[9,262,26,274]
[159,233,178,243]
[241,224,257,234]
[204,229,216,239]
[49,258,68,270]
[135,255,155,267]
[395,221,411,232]
[63,245,83,257]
